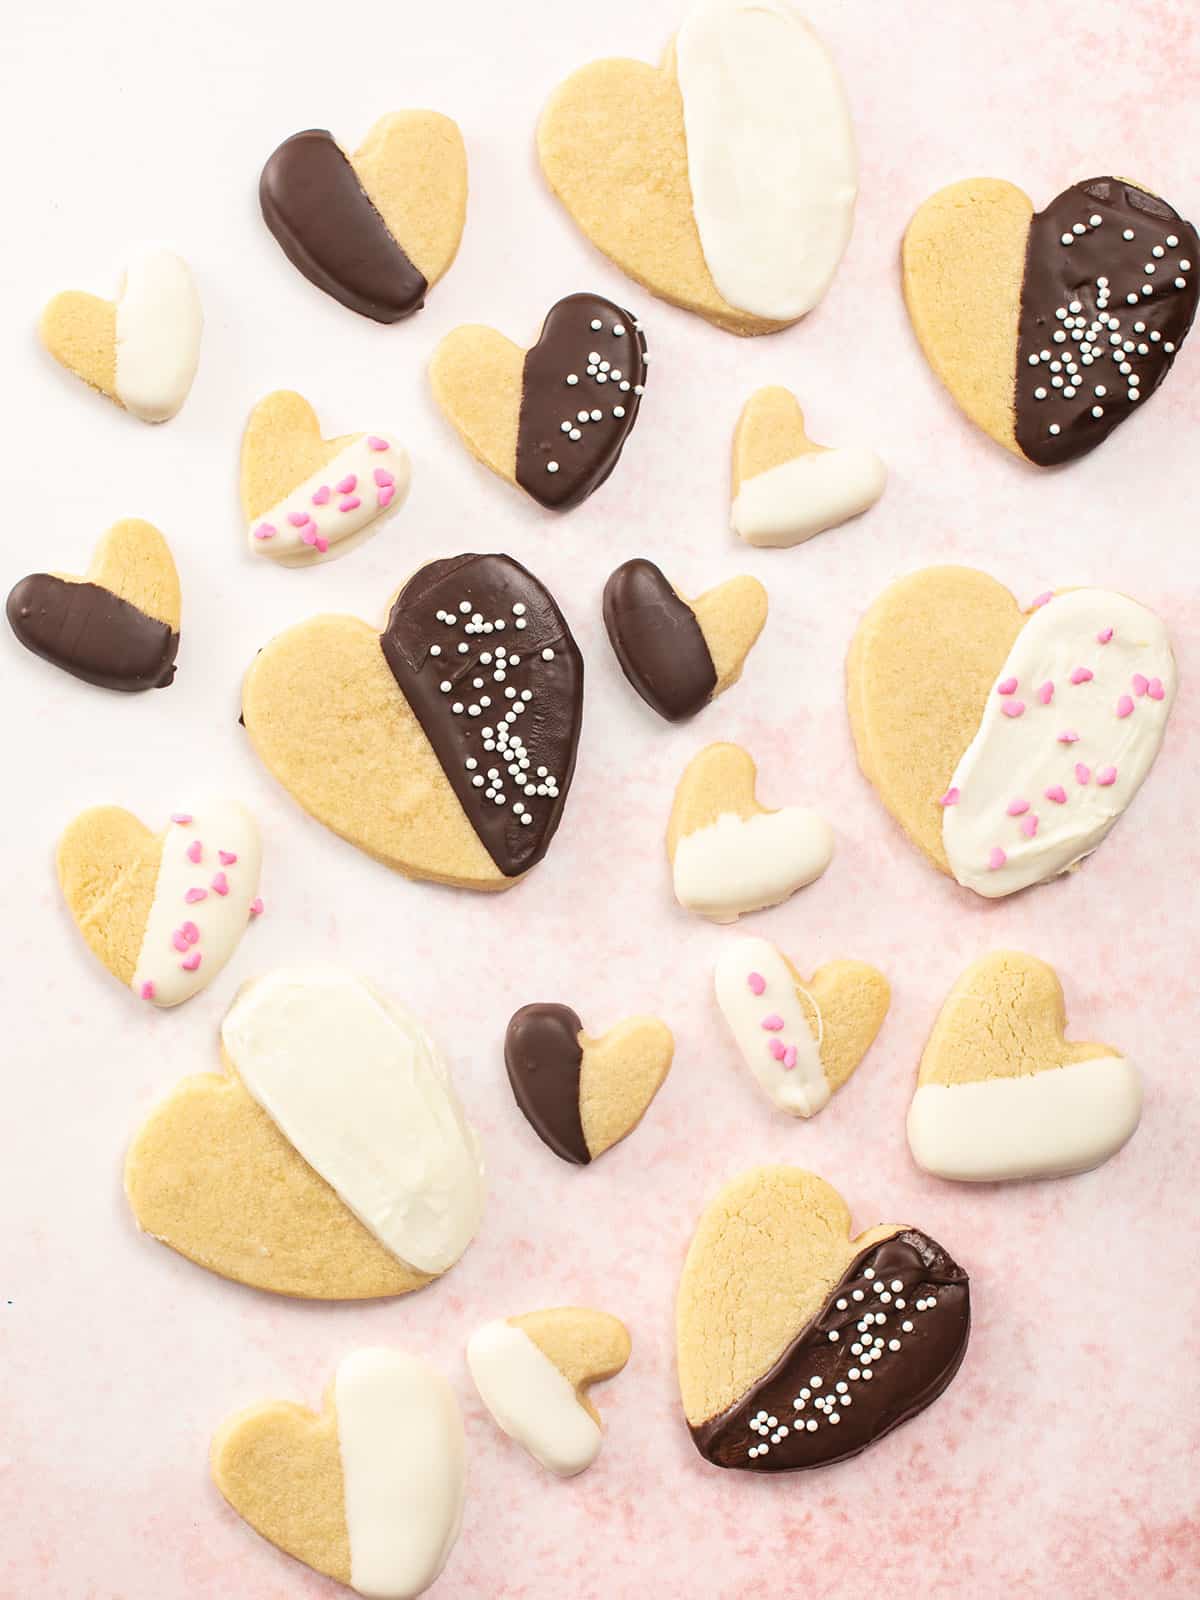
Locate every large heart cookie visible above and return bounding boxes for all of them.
[242,553,583,889]
[714,938,889,1116]
[504,1003,673,1165]
[847,568,1176,897]
[6,518,180,691]
[126,968,485,1298]
[731,386,886,547]
[677,1167,970,1471]
[667,742,834,921]
[908,951,1141,1182]
[57,799,261,1007]
[241,391,410,566]
[538,1,856,336]
[212,1347,464,1598]
[39,245,201,421]
[430,293,647,510]
[903,177,1198,465]
[467,1307,631,1477]
[260,112,467,322]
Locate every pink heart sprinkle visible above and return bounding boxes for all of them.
[1116,694,1134,718]
[747,972,766,995]
[253,523,276,541]
[339,496,362,512]
[1132,673,1149,696]
[1097,766,1117,787]
[172,930,189,952]
[769,1039,786,1061]
[181,921,200,945]
[181,951,202,972]
[312,485,331,505]
[1007,798,1030,816]
[1045,785,1068,804]
[783,1046,797,1070]
[374,468,395,488]
[287,511,309,527]
[1070,667,1094,685]
[938,787,960,807]
[301,527,319,547]
[170,812,192,825]
[211,872,229,896]
[1058,730,1080,744]
[140,981,156,1000]
[219,850,237,865]
[997,676,1018,696]
[1031,590,1053,609]
[377,486,395,509]
[1021,814,1039,838]
[1148,678,1165,701]
[1000,700,1026,718]
[335,474,357,494]
[1097,627,1114,644]
[367,436,389,451]
[1037,681,1054,704]
[186,839,202,863]
[250,897,264,917]
[315,535,329,553]
[1076,763,1091,785]
[185,887,207,904]
[761,1014,784,1032]
[988,847,1007,870]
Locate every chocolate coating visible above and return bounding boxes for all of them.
[690,1230,969,1472]
[260,129,427,323]
[380,554,583,878]
[515,293,647,510]
[504,1003,589,1165]
[1015,178,1198,466]
[602,559,716,722]
[6,575,178,691]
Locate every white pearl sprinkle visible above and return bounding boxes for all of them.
[1167,234,1180,247]
[1123,227,1135,240]
[566,374,578,386]
[546,461,559,473]
[1092,405,1104,418]
[613,406,625,418]
[1176,277,1188,289]
[590,409,602,421]
[1049,424,1061,435]
[1060,232,1073,246]
[542,648,554,661]
[1089,213,1102,226]
[612,323,625,335]
[828,1330,839,1343]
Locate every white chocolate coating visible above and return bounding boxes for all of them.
[673,808,834,922]
[466,1320,603,1478]
[713,937,829,1116]
[248,433,410,566]
[114,247,202,422]
[731,447,887,547]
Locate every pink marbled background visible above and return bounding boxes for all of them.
[2,1,1199,1595]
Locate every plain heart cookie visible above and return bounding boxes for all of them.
[430,293,647,510]
[602,559,767,720]
[907,951,1142,1182]
[467,1307,631,1477]
[731,387,886,547]
[242,391,410,565]
[57,800,261,1006]
[504,1004,673,1165]
[903,176,1198,465]
[241,553,583,888]
[714,938,889,1117]
[677,1167,970,1471]
[260,112,467,322]
[667,742,834,921]
[212,1347,464,1599]
[6,518,180,691]
[538,0,857,335]
[125,968,485,1298]
[39,244,201,422]
[847,568,1176,897]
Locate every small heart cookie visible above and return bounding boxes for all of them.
[677,1167,970,1471]
[731,387,886,547]
[57,800,261,1007]
[260,112,467,323]
[212,1347,465,1599]
[126,968,485,1298]
[667,743,834,922]
[467,1307,631,1477]
[714,938,889,1116]
[242,554,583,888]
[242,391,410,566]
[908,951,1142,1182]
[903,176,1198,465]
[538,1,856,335]
[847,568,1176,896]
[429,293,647,510]
[39,245,201,421]
[504,1004,673,1165]
[6,518,180,691]
[602,560,766,721]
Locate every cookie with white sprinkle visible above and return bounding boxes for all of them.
[677,1167,970,1471]
[904,176,1198,465]
[429,293,647,510]
[241,554,583,889]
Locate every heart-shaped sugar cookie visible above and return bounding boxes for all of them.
[213,1348,465,1598]
[57,800,261,1007]
[7,518,180,691]
[261,112,467,322]
[677,1167,970,1471]
[468,1307,631,1477]
[667,742,834,921]
[847,567,1176,897]
[126,969,484,1298]
[504,1004,673,1165]
[430,293,647,510]
[714,938,889,1116]
[242,554,582,888]
[39,245,201,421]
[731,386,886,547]
[538,1,856,335]
[602,560,767,721]
[241,391,410,565]
[903,177,1198,465]
[908,951,1141,1182]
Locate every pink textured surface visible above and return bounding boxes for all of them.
[2,1,1199,1596]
